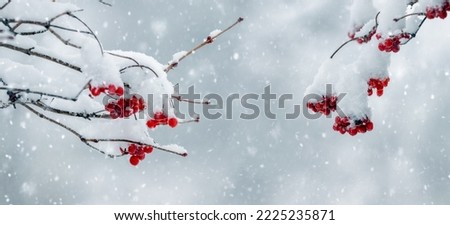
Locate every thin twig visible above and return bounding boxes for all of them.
[330,12,380,59]
[401,17,427,45]
[0,86,81,101]
[172,95,210,105]
[393,12,426,22]
[67,12,104,55]
[48,28,81,49]
[0,0,11,10]
[119,65,159,77]
[32,100,110,119]
[0,43,82,72]
[20,103,187,158]
[99,0,112,6]
[19,102,122,158]
[164,17,244,73]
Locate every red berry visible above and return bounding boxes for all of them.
[377,88,384,96]
[116,87,124,96]
[368,88,373,96]
[168,118,178,128]
[129,156,140,166]
[348,128,357,136]
[357,38,364,44]
[90,87,101,96]
[426,8,436,19]
[143,146,153,154]
[146,120,157,128]
[128,144,137,155]
[378,42,386,51]
[108,84,116,94]
[366,121,374,131]
[439,10,447,19]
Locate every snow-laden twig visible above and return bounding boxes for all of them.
[19,103,187,158]
[31,100,110,119]
[330,12,380,59]
[164,17,244,73]
[0,83,86,101]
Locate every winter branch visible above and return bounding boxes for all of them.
[164,17,244,73]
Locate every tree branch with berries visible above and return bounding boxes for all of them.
[305,0,449,136]
[0,0,242,166]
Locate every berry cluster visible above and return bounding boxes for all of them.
[89,84,124,97]
[333,116,374,136]
[146,112,178,129]
[377,33,411,53]
[306,95,338,116]
[105,95,145,119]
[426,1,450,19]
[356,29,376,44]
[367,77,390,97]
[121,144,154,166]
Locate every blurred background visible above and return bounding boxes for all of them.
[1,0,450,204]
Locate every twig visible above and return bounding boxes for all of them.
[172,95,210,105]
[67,12,104,55]
[32,100,110,119]
[330,12,380,59]
[393,12,426,22]
[401,17,427,45]
[20,103,187,158]
[0,43,82,72]
[0,0,11,10]
[19,102,122,158]
[119,65,159,77]
[0,86,83,101]
[48,28,81,49]
[164,17,244,73]
[99,0,112,6]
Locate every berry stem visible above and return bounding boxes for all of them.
[330,12,380,59]
[164,17,244,73]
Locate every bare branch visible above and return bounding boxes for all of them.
[67,12,104,55]
[48,28,82,49]
[31,100,110,119]
[330,12,380,59]
[0,86,82,101]
[164,17,244,73]
[119,64,159,77]
[0,43,82,72]
[20,103,187,158]
[99,0,112,7]
[0,0,11,10]
[172,95,210,105]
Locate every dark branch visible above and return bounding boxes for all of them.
[0,86,83,102]
[99,0,112,7]
[48,28,81,49]
[119,65,159,77]
[330,12,380,59]
[164,17,244,73]
[67,12,104,55]
[0,0,11,10]
[31,100,110,119]
[172,95,210,105]
[19,104,187,158]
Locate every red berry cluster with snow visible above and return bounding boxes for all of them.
[306,96,337,116]
[120,144,154,166]
[425,1,450,19]
[306,0,446,136]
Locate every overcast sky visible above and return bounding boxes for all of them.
[1,0,450,204]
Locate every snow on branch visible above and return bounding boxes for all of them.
[305,0,450,136]
[0,1,242,166]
